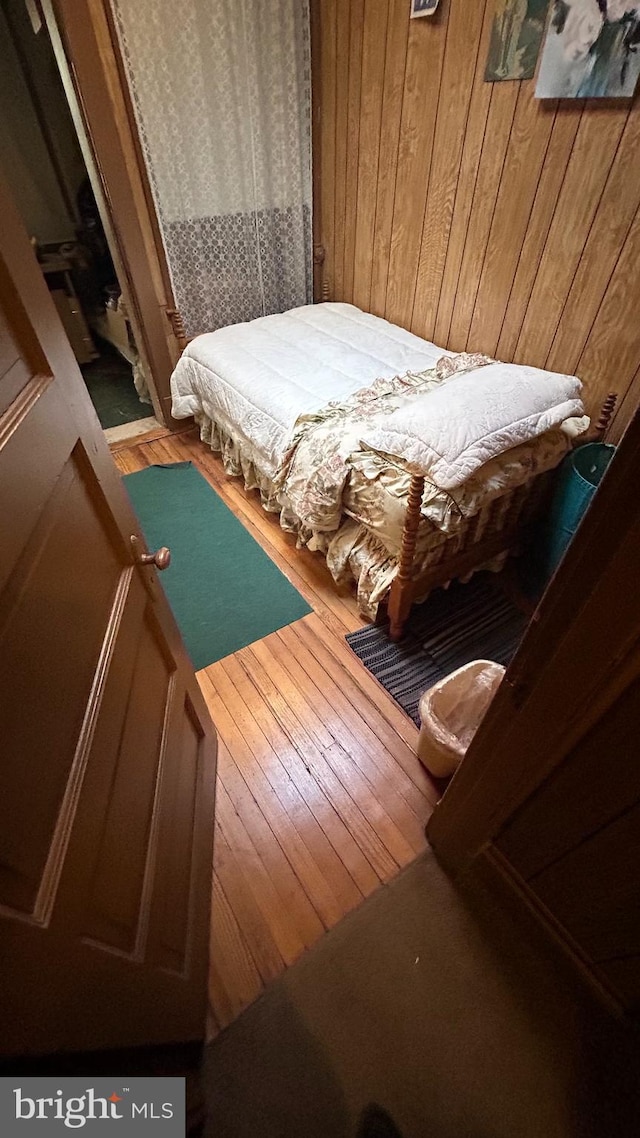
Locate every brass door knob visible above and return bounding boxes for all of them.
[131,535,171,570]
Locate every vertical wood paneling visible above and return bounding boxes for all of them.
[432,14,495,347]
[314,0,640,433]
[546,105,640,377]
[466,89,556,356]
[369,0,410,316]
[352,0,388,312]
[496,105,583,361]
[514,106,628,366]
[410,0,488,340]
[576,207,640,418]
[446,80,519,351]
[385,2,449,327]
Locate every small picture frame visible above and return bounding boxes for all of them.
[485,0,549,82]
[411,0,440,17]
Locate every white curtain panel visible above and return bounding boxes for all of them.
[111,0,313,337]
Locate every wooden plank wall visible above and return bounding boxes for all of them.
[313,0,640,438]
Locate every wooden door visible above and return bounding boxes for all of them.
[48,0,184,427]
[427,403,640,1013]
[0,178,217,1059]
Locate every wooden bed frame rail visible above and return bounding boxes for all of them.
[385,393,617,641]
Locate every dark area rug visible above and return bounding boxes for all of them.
[124,462,311,669]
[203,849,640,1138]
[81,342,144,429]
[346,575,528,726]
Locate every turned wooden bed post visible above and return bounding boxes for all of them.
[388,472,425,642]
[166,307,189,352]
[593,392,617,441]
[383,394,618,644]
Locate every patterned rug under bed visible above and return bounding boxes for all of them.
[346,574,528,727]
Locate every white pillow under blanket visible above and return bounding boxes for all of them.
[360,362,585,490]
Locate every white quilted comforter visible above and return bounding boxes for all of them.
[170,302,452,477]
[362,360,584,490]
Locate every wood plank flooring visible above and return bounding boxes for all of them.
[112,430,440,1033]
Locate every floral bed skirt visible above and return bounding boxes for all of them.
[194,411,518,620]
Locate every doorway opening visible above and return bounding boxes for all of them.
[0,0,160,443]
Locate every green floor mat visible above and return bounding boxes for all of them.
[124,462,312,669]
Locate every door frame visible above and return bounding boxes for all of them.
[427,406,640,874]
[45,0,185,428]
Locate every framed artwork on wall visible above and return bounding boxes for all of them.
[410,0,440,17]
[536,1,640,97]
[485,0,550,81]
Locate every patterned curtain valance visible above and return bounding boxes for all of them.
[111,0,312,338]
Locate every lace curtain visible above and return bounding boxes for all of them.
[110,0,312,338]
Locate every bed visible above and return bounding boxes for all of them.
[171,303,592,639]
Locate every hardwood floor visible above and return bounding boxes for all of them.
[112,429,440,1033]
